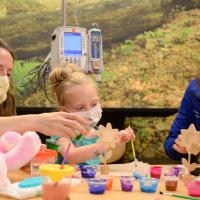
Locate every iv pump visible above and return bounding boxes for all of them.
[51,24,103,80]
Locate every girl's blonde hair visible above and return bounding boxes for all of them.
[49,63,96,106]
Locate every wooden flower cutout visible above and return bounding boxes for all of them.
[180,124,200,174]
[99,150,113,163]
[180,124,200,155]
[96,123,119,149]
[95,123,119,174]
[99,150,113,175]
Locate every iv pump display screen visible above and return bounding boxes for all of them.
[64,32,82,56]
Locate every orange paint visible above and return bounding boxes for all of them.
[102,175,113,191]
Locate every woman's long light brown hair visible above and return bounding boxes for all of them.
[0,38,16,116]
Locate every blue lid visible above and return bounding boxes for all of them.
[18,176,42,188]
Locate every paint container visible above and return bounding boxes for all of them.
[79,165,97,178]
[39,164,74,200]
[187,180,200,197]
[31,146,57,176]
[120,176,133,192]
[133,170,147,180]
[101,175,113,190]
[139,178,159,193]
[46,139,59,151]
[87,178,107,194]
[164,176,179,191]
[171,166,181,177]
[150,166,162,179]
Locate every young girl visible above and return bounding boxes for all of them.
[49,63,135,165]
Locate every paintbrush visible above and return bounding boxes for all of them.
[131,139,137,166]
[128,125,137,167]
[60,143,71,169]
[160,191,200,200]
[53,143,71,187]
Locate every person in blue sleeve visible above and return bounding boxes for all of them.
[164,78,200,162]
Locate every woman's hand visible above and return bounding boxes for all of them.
[117,127,135,143]
[34,112,89,138]
[173,134,187,154]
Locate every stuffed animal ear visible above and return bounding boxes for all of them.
[2,131,41,171]
[0,155,10,187]
[0,131,22,153]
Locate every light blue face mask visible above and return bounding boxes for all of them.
[73,104,102,127]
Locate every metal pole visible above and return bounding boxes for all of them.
[62,0,66,26]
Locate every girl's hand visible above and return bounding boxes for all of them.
[117,127,135,143]
[173,134,187,154]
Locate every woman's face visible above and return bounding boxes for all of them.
[63,83,100,112]
[0,48,13,77]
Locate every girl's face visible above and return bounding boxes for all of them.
[63,83,100,112]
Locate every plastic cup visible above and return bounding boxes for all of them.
[42,179,71,200]
[150,166,162,179]
[133,170,147,180]
[79,165,97,178]
[31,146,57,176]
[46,139,59,151]
[39,164,74,200]
[87,178,107,194]
[164,176,179,191]
[139,178,159,193]
[101,175,113,190]
[187,180,200,197]
[120,176,133,192]
[171,166,181,177]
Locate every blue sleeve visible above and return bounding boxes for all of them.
[164,81,193,160]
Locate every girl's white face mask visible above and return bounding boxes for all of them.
[74,104,102,127]
[0,76,9,104]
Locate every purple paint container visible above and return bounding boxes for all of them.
[171,166,181,176]
[120,176,133,192]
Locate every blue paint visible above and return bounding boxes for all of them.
[79,165,97,178]
[133,171,147,180]
[87,178,106,194]
[139,178,159,193]
[18,176,42,188]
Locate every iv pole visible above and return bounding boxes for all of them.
[62,0,66,26]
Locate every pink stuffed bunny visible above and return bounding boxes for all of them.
[0,131,41,186]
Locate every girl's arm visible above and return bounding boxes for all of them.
[57,137,106,164]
